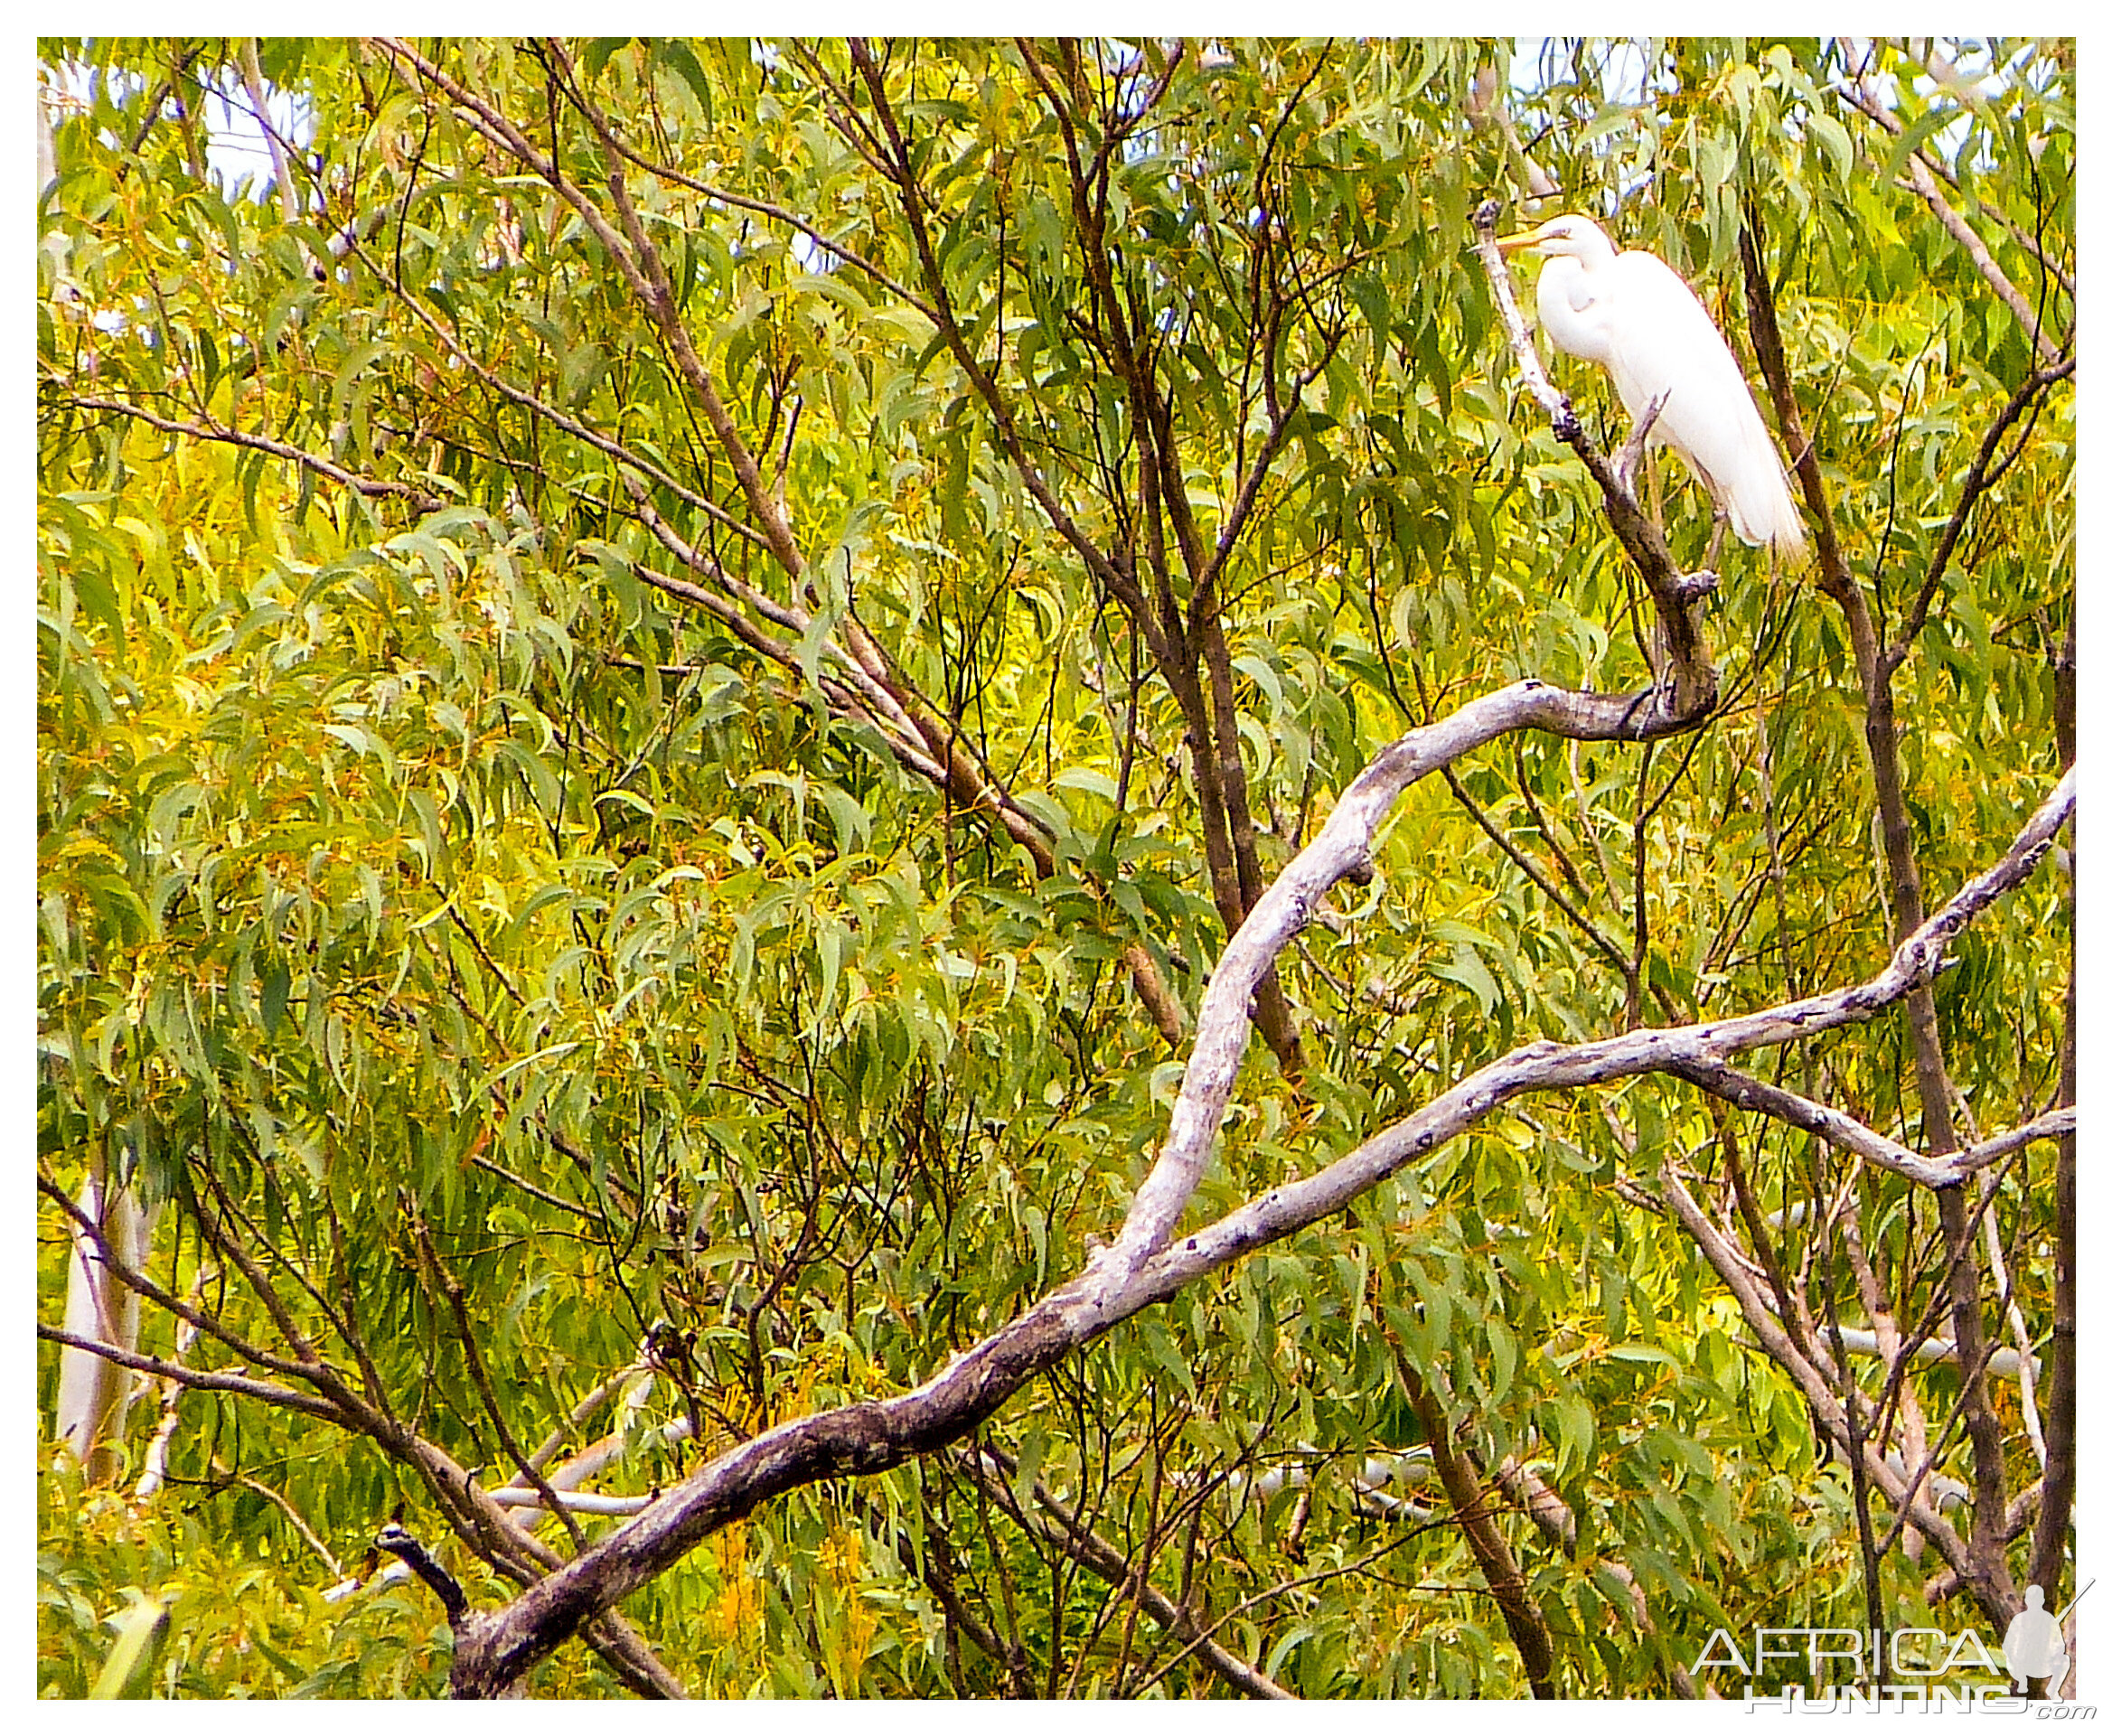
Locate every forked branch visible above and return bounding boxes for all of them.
[436,688,2068,1693]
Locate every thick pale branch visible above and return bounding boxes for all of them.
[1106,679,1723,1274]
[1954,1107,2075,1176]
[1677,1059,2071,1187]
[1666,1058,1958,1187]
[1132,766,2070,1290]
[441,709,2063,1693]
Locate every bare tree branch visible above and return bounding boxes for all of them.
[38,1326,351,1423]
[435,700,2066,1692]
[953,1443,1293,1699]
[46,392,444,511]
[1395,1350,1556,1697]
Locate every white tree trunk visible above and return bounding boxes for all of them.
[55,1176,154,1482]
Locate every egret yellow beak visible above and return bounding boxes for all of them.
[1494,223,1553,253]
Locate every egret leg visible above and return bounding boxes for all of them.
[1704,511,1727,575]
[1614,391,1669,494]
[1614,427,1646,493]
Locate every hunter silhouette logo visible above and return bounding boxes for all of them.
[2002,1581,2084,1695]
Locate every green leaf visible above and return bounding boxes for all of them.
[90,1591,169,1699]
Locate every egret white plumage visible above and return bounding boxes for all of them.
[1497,214,1807,560]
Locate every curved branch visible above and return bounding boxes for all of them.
[1665,1058,1960,1187]
[1131,766,2069,1288]
[1106,678,1718,1273]
[439,694,2066,1694]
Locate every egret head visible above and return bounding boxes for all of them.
[1496,214,1616,260]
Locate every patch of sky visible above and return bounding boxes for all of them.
[200,77,315,208]
[46,56,313,206]
[1499,37,2049,215]
[1503,38,1677,218]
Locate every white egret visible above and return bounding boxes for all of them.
[1497,214,1807,560]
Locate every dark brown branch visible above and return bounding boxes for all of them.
[955,1443,1293,1699]
[412,1215,587,1549]
[1739,202,2020,1598]
[38,1326,350,1423]
[1395,1352,1556,1697]
[1737,216,1852,604]
[2029,955,2077,1601]
[39,1172,332,1391]
[1490,1457,1704,1697]
[1890,358,2075,663]
[342,225,770,553]
[1440,765,1632,981]
[577,108,937,321]
[840,42,1153,638]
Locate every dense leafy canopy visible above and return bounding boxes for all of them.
[39,36,2072,1699]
